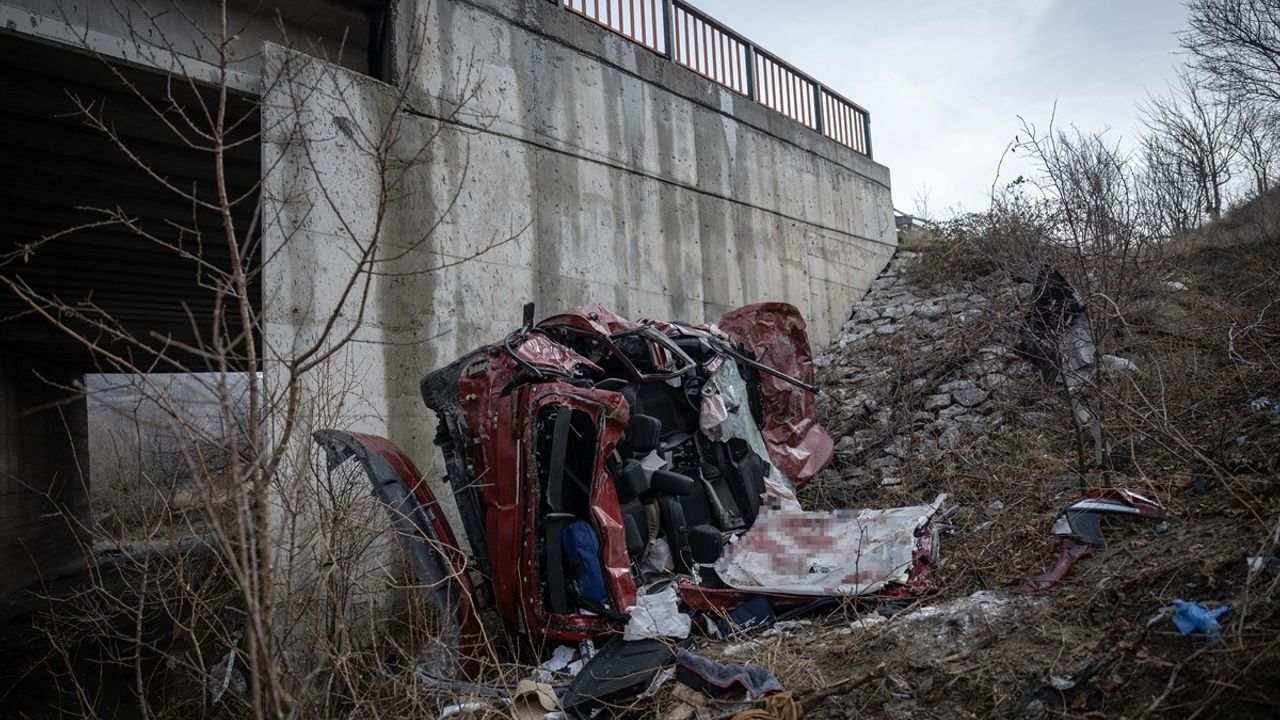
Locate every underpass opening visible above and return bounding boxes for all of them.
[0,31,261,595]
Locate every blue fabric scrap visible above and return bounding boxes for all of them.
[675,648,784,700]
[716,596,775,637]
[562,520,608,604]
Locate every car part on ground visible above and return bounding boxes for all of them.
[313,430,485,683]
[560,637,674,719]
[1021,488,1167,592]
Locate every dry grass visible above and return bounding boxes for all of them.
[780,197,1280,718]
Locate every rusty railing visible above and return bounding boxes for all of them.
[558,0,872,158]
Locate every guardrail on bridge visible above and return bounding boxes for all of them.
[557,0,873,158]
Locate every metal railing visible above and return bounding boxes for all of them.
[558,0,872,158]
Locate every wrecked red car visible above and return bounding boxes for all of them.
[317,303,944,683]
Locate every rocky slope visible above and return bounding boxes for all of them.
[815,251,1044,484]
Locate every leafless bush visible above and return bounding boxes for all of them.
[1139,70,1242,221]
[0,2,526,717]
[1184,0,1280,106]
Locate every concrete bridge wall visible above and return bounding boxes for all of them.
[263,0,896,479]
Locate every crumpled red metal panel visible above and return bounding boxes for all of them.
[717,303,833,487]
[538,304,642,337]
[1020,487,1168,592]
[512,332,604,375]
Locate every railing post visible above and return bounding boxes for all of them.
[743,42,755,100]
[661,0,675,59]
[863,112,873,159]
[813,83,824,134]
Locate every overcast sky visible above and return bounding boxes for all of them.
[693,0,1190,217]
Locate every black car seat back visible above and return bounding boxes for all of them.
[621,500,649,557]
[625,382,699,439]
[713,439,768,528]
[658,495,692,573]
[611,458,650,502]
[688,525,724,565]
[623,414,661,456]
[732,451,767,527]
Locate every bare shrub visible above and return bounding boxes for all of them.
[0,2,524,717]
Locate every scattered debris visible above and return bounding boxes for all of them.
[675,648,785,701]
[1048,675,1076,691]
[727,691,803,720]
[667,684,709,720]
[1170,600,1230,643]
[1099,353,1139,374]
[508,679,561,719]
[438,702,488,719]
[1249,396,1280,418]
[535,643,589,681]
[1021,488,1167,592]
[561,638,674,719]
[714,596,775,638]
[624,585,691,640]
[1247,555,1279,575]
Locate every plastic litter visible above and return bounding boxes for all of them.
[1171,600,1230,643]
[508,679,561,720]
[439,702,488,718]
[1247,396,1279,417]
[537,645,577,676]
[1100,354,1139,374]
[1247,555,1280,575]
[623,585,692,640]
[1049,675,1076,691]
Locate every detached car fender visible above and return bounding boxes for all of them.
[313,430,483,681]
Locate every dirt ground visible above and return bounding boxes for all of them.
[713,444,1280,719]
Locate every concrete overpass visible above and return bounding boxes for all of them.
[0,0,894,595]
